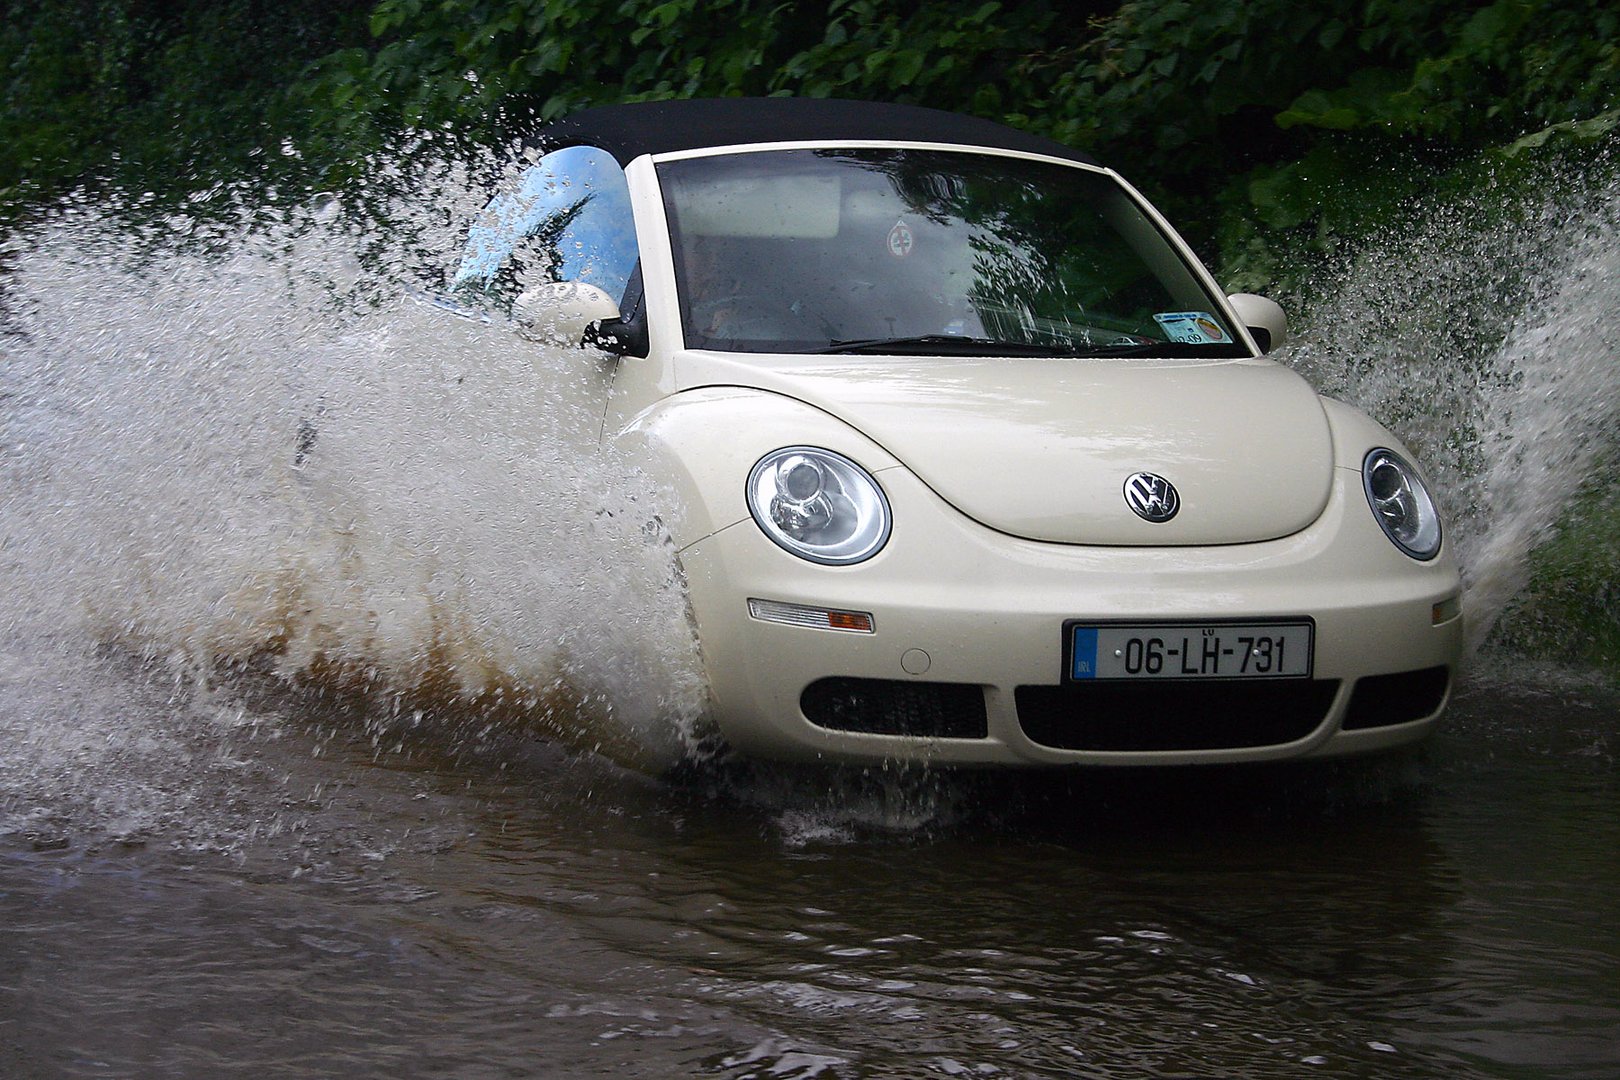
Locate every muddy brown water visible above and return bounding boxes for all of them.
[2,674,1615,1080]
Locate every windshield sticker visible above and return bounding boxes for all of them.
[887,219,914,258]
[1153,311,1229,344]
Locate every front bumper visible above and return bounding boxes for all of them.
[679,464,1463,766]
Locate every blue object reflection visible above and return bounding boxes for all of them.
[453,145,637,302]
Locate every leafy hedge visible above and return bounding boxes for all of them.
[8,0,1617,261]
[289,0,1617,271]
[0,0,371,211]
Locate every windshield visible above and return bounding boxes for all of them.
[657,148,1245,357]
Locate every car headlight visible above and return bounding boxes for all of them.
[747,447,891,565]
[1362,448,1442,560]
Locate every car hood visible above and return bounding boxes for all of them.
[675,351,1335,545]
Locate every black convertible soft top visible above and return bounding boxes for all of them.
[532,98,1101,167]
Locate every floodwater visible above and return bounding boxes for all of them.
[2,674,1617,1079]
[3,156,1618,1077]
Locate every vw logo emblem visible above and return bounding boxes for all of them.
[1124,472,1180,522]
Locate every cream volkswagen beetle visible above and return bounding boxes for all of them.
[451,98,1464,767]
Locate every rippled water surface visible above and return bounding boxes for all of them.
[2,678,1616,1078]
[3,157,1618,1077]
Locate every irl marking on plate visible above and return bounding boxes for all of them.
[1071,627,1099,680]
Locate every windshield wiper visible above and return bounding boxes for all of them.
[815,334,1081,357]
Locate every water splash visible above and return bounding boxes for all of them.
[1283,166,1620,652]
[1,164,708,838]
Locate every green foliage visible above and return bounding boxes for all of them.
[274,0,1607,282]
[8,0,1616,255]
[1501,109,1620,159]
[1274,0,1620,144]
[1042,0,1618,283]
[0,0,371,214]
[1494,477,1620,675]
[297,0,1105,151]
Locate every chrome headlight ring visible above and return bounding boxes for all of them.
[747,447,891,565]
[1362,447,1442,561]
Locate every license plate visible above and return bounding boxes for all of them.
[1067,621,1313,681]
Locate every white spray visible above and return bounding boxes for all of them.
[1,164,708,838]
[1283,168,1620,650]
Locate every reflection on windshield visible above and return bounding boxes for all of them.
[657,148,1244,357]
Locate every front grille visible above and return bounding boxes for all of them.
[1015,679,1341,752]
[1342,666,1450,730]
[801,677,989,739]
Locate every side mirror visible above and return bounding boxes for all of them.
[1226,293,1289,353]
[513,282,620,346]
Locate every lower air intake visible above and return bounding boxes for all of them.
[801,677,989,739]
[1342,666,1450,730]
[1016,679,1341,751]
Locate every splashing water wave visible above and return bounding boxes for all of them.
[2,177,709,836]
[1283,168,1620,651]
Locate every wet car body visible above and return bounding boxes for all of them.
[454,98,1464,766]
